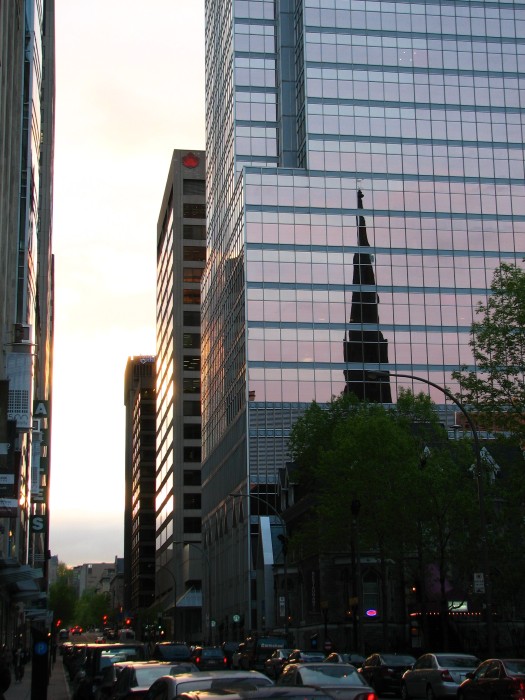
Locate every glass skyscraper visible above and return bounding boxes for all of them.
[201,0,525,632]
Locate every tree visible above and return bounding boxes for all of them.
[288,391,480,650]
[48,563,77,627]
[452,262,525,441]
[74,589,111,630]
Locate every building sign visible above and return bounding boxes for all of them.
[31,401,49,505]
[308,570,321,613]
[31,514,47,533]
[473,573,485,594]
[0,384,18,516]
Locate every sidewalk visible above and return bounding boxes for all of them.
[5,653,71,700]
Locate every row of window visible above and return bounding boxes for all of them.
[305,71,524,110]
[303,6,524,39]
[306,35,524,73]
[246,337,472,366]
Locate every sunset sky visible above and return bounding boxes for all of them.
[49,1,205,565]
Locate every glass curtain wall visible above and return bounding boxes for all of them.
[202,0,525,631]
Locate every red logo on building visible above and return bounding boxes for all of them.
[182,152,200,168]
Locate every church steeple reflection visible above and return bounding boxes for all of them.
[343,189,392,402]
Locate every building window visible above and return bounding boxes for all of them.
[183,311,200,326]
[183,289,201,304]
[183,246,206,262]
[184,424,201,440]
[184,517,202,533]
[183,378,200,393]
[183,225,206,240]
[184,493,201,509]
[183,203,206,219]
[183,334,200,349]
[183,267,203,283]
[183,470,201,486]
[183,179,205,196]
[184,356,201,371]
[183,401,201,417]
[184,446,201,463]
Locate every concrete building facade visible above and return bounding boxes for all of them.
[124,356,156,619]
[155,150,206,642]
[0,0,55,640]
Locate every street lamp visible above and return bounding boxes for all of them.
[175,541,213,644]
[157,562,177,641]
[229,491,289,637]
[366,370,494,655]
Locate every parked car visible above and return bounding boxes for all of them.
[324,653,365,669]
[144,670,273,699]
[108,661,198,700]
[240,636,289,672]
[222,642,240,669]
[177,687,341,700]
[70,642,148,700]
[401,653,480,700]
[190,647,229,671]
[278,662,376,700]
[457,658,525,700]
[150,642,191,662]
[264,649,293,679]
[359,653,417,696]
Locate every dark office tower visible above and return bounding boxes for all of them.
[202,0,525,634]
[0,0,55,619]
[343,190,391,402]
[155,151,205,642]
[124,357,156,618]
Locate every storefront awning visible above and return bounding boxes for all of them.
[0,563,43,585]
[176,587,202,608]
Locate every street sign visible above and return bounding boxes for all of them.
[473,573,485,593]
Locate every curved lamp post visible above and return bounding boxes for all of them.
[229,491,289,637]
[367,370,494,656]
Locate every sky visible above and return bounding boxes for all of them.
[49,1,205,566]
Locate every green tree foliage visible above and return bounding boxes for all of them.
[288,391,481,647]
[452,262,525,441]
[48,563,77,627]
[74,589,111,630]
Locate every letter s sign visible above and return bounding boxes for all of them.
[31,515,46,533]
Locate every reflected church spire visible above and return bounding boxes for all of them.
[343,190,392,402]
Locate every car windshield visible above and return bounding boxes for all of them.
[303,654,326,662]
[437,656,479,668]
[202,650,224,658]
[299,666,365,685]
[503,661,525,675]
[381,656,416,665]
[158,645,190,659]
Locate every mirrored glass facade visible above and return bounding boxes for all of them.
[202,0,525,630]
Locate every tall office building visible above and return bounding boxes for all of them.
[0,0,55,629]
[124,356,156,618]
[202,0,525,633]
[155,150,206,641]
